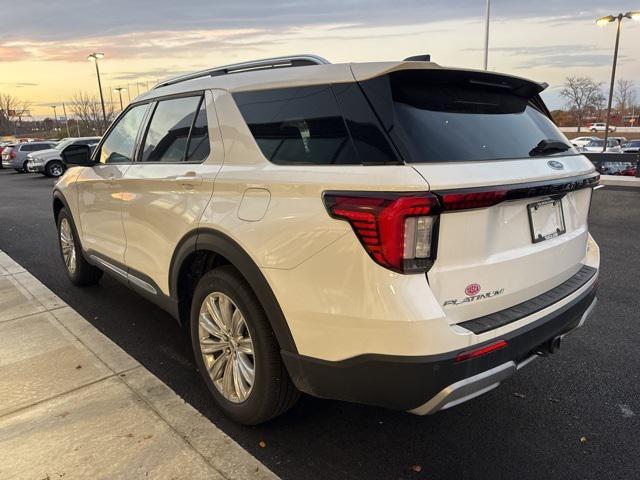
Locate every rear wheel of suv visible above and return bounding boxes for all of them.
[57,208,103,286]
[46,161,65,178]
[190,266,299,425]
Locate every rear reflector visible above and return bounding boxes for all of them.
[455,339,508,363]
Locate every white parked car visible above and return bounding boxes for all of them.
[26,137,101,177]
[571,136,598,147]
[53,55,600,425]
[579,139,623,153]
[588,122,616,133]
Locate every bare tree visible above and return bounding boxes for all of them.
[69,91,115,135]
[559,77,604,132]
[0,93,31,135]
[614,79,637,124]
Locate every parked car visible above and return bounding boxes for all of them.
[588,122,616,133]
[53,54,600,425]
[619,166,637,176]
[595,161,633,175]
[622,140,640,153]
[1,141,57,172]
[0,141,11,167]
[26,137,101,177]
[578,139,623,153]
[571,136,598,147]
[610,136,628,146]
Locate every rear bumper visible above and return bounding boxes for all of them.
[281,283,597,413]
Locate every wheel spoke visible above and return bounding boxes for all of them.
[208,351,228,381]
[206,296,227,334]
[236,352,255,385]
[200,337,227,354]
[218,295,234,331]
[237,338,253,355]
[232,356,248,400]
[222,355,235,398]
[199,312,224,338]
[231,309,245,336]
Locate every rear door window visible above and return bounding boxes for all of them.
[140,95,204,163]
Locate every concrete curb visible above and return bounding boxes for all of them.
[0,250,278,480]
[600,175,640,188]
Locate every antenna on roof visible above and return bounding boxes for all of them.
[404,54,431,62]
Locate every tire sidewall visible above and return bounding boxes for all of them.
[56,209,81,283]
[190,269,275,423]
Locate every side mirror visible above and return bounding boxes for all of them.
[61,144,93,166]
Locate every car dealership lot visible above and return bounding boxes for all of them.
[0,169,638,480]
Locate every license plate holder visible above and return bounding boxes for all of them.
[527,199,566,244]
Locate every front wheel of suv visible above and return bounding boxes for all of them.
[57,208,103,286]
[190,266,299,425]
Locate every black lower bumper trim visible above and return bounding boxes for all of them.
[459,265,597,334]
[282,284,597,411]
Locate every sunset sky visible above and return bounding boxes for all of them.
[1,0,639,118]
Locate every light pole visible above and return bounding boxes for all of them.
[483,0,491,70]
[596,11,640,151]
[113,87,126,111]
[50,105,58,132]
[87,52,107,131]
[61,103,71,137]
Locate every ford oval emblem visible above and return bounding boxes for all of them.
[547,160,564,170]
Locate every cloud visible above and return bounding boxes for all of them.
[2,0,639,42]
[518,53,628,69]
[0,82,39,88]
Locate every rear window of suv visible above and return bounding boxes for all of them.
[360,69,576,163]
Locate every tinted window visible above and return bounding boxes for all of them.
[20,144,35,151]
[361,70,575,163]
[100,104,148,163]
[234,86,358,165]
[185,100,210,162]
[141,96,202,163]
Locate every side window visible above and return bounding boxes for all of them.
[100,104,148,164]
[185,100,210,162]
[233,86,358,165]
[141,96,204,163]
[33,144,50,151]
[20,144,34,152]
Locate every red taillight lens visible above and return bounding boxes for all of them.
[324,192,439,273]
[439,190,508,211]
[10,150,16,159]
[455,340,508,363]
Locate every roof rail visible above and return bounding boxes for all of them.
[153,54,330,90]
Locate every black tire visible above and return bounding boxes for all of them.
[190,265,299,425]
[45,161,65,178]
[21,161,29,173]
[56,208,103,286]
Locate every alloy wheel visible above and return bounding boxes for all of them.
[198,292,255,403]
[59,218,76,275]
[50,164,63,177]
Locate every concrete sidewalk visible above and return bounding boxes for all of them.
[0,250,277,480]
[600,175,640,188]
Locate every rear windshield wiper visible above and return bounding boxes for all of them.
[529,139,572,157]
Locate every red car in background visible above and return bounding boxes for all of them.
[620,166,637,176]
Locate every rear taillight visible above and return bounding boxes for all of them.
[323,192,439,273]
[455,339,508,363]
[9,150,16,159]
[439,190,507,211]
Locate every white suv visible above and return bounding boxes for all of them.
[53,55,600,425]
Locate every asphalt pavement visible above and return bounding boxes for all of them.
[0,168,638,480]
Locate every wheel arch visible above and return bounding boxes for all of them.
[170,228,298,354]
[52,190,70,224]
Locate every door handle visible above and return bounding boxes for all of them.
[174,173,203,186]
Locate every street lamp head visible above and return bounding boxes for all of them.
[596,15,615,26]
[87,52,105,62]
[629,11,640,21]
